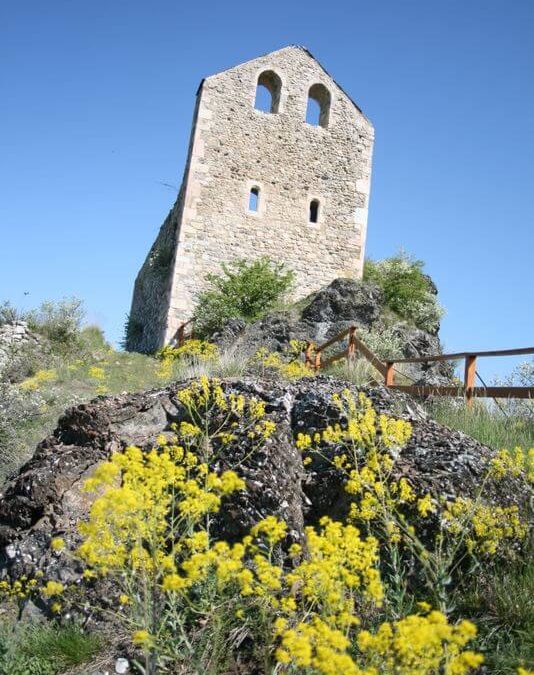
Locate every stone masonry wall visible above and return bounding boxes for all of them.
[126,190,183,352]
[129,46,374,351]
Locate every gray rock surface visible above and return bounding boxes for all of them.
[0,376,522,588]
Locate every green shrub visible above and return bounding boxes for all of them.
[194,257,295,337]
[355,326,405,360]
[26,298,85,351]
[77,324,111,361]
[363,251,444,333]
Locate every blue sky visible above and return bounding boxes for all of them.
[1,0,532,379]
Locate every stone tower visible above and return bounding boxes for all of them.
[127,45,374,352]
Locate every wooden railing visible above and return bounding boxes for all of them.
[306,327,534,407]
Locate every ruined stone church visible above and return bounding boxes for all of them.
[127,45,374,352]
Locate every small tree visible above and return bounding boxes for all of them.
[194,258,295,337]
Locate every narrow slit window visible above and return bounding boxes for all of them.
[249,186,260,212]
[305,83,331,128]
[309,199,319,223]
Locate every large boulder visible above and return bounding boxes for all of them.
[300,278,383,330]
[0,377,523,588]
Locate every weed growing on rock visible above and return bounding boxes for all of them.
[156,340,219,363]
[253,340,314,380]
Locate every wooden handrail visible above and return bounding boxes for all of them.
[314,327,352,353]
[307,326,533,407]
[387,346,534,365]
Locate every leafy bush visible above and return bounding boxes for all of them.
[354,325,405,360]
[194,258,295,337]
[26,298,85,351]
[363,251,444,333]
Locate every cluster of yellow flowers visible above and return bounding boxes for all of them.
[275,610,481,675]
[296,388,530,627]
[275,615,362,674]
[490,446,534,483]
[20,368,56,391]
[254,346,314,380]
[299,391,414,532]
[357,610,483,675]
[443,497,527,555]
[86,365,109,394]
[324,390,413,451]
[152,513,387,670]
[156,339,219,363]
[78,442,244,573]
[0,576,39,600]
[175,376,276,449]
[0,572,66,616]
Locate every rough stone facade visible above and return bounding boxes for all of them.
[127,46,374,352]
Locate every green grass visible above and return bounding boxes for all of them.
[0,329,251,483]
[424,399,533,450]
[453,552,534,673]
[0,621,102,675]
[324,358,377,387]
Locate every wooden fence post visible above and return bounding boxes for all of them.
[385,362,395,387]
[305,343,314,369]
[464,355,477,408]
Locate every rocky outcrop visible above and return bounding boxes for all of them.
[0,377,521,587]
[212,278,451,384]
[0,321,49,383]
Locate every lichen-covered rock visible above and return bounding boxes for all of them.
[0,376,523,594]
[300,277,383,328]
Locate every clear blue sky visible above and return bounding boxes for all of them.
[1,0,533,379]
